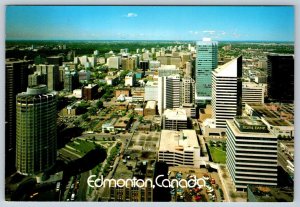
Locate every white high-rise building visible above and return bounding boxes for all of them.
[226,116,277,191]
[212,56,242,128]
[158,74,181,115]
[242,82,265,107]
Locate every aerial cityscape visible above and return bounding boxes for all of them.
[5,6,294,202]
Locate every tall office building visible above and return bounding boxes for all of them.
[226,117,277,191]
[242,82,265,107]
[212,56,242,128]
[182,77,195,104]
[158,74,181,115]
[5,59,30,175]
[195,38,218,105]
[64,70,79,92]
[16,85,57,175]
[267,54,294,102]
[36,64,60,91]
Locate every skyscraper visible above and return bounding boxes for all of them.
[16,85,57,175]
[195,38,218,105]
[5,59,30,175]
[212,56,242,128]
[226,116,277,191]
[182,77,195,104]
[36,64,60,91]
[158,74,181,115]
[267,54,294,103]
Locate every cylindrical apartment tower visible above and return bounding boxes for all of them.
[16,85,57,175]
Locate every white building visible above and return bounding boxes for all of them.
[158,65,180,77]
[212,56,242,128]
[242,82,265,107]
[162,108,187,130]
[226,116,277,191]
[144,81,158,101]
[149,60,161,70]
[125,72,135,87]
[158,130,201,168]
[72,89,82,98]
[158,74,181,115]
[107,56,120,69]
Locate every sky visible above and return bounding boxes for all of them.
[5,6,294,41]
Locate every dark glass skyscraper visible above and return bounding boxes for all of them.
[5,59,30,176]
[195,38,218,105]
[267,54,294,103]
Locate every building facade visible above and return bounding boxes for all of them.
[212,56,242,128]
[267,54,294,103]
[195,38,218,105]
[16,85,57,175]
[158,74,181,115]
[158,130,201,168]
[226,117,277,191]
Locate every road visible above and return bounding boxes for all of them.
[76,171,90,201]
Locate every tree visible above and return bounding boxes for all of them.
[96,100,103,108]
[89,107,97,116]
[81,113,89,121]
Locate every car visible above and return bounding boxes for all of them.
[71,193,75,201]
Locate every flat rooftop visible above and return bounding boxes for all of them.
[159,130,199,152]
[145,101,156,109]
[164,108,187,121]
[264,118,293,127]
[227,118,276,138]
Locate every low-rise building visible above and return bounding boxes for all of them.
[162,108,188,130]
[158,130,201,168]
[144,101,157,116]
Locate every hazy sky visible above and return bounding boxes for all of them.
[6,6,294,41]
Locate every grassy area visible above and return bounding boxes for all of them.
[68,139,99,154]
[209,146,226,164]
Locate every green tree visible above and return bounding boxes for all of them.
[89,107,97,116]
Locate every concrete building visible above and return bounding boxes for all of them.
[107,56,120,69]
[158,130,201,167]
[28,71,47,87]
[36,64,60,91]
[181,103,197,118]
[185,61,192,77]
[242,82,265,107]
[212,56,242,128]
[149,60,161,70]
[158,65,179,77]
[64,70,79,92]
[122,57,136,70]
[144,81,158,101]
[47,56,63,66]
[5,59,30,175]
[170,56,181,68]
[226,116,277,191]
[125,72,136,87]
[195,38,218,105]
[267,54,294,102]
[158,74,181,115]
[245,103,294,138]
[78,69,91,82]
[83,84,99,100]
[162,108,187,130]
[16,85,57,175]
[182,77,195,104]
[144,101,157,116]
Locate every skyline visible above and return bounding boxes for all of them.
[6,6,294,41]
